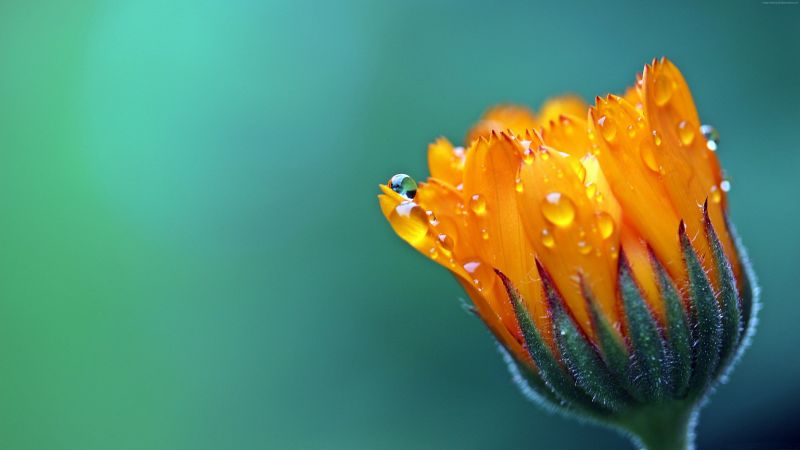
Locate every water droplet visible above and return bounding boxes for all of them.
[390,202,429,245]
[709,185,721,204]
[426,210,438,226]
[515,178,524,193]
[720,180,731,192]
[523,148,534,165]
[389,174,418,200]
[626,124,636,138]
[677,120,695,146]
[641,143,659,172]
[541,192,576,228]
[700,124,720,151]
[540,147,550,160]
[463,260,492,292]
[437,233,454,257]
[481,228,490,240]
[541,229,555,249]
[577,240,592,255]
[470,194,487,216]
[654,75,674,106]
[598,115,617,142]
[652,130,662,147]
[597,212,615,239]
[429,247,438,260]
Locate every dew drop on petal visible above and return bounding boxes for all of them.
[654,75,674,106]
[391,202,429,245]
[523,148,534,165]
[470,194,487,216]
[481,228,490,240]
[677,120,695,146]
[597,212,615,239]
[577,240,592,255]
[463,260,492,292]
[515,178,524,193]
[437,233,454,257]
[720,180,731,192]
[389,174,418,200]
[700,124,720,151]
[598,115,617,143]
[541,192,576,228]
[426,210,439,226]
[652,130,662,147]
[626,124,636,138]
[641,144,660,172]
[429,247,438,260]
[541,228,555,249]
[709,185,722,204]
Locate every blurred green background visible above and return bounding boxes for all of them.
[1,1,798,449]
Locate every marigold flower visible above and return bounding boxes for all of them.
[377,58,757,450]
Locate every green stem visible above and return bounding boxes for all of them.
[617,404,697,450]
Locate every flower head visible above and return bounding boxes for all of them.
[377,58,756,444]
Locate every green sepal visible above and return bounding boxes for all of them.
[704,205,742,374]
[497,344,567,413]
[583,281,634,400]
[538,264,630,411]
[679,220,723,394]
[650,250,692,398]
[495,269,603,414]
[619,251,668,400]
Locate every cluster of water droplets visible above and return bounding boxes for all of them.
[387,173,494,292]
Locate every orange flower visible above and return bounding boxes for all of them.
[377,58,756,445]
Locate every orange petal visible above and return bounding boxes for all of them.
[466,105,537,144]
[517,142,622,338]
[641,58,738,287]
[589,96,686,285]
[537,95,589,127]
[427,137,465,187]
[620,224,664,324]
[461,133,546,340]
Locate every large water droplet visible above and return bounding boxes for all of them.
[641,143,659,172]
[598,115,617,143]
[463,260,492,292]
[541,192,576,228]
[597,212,615,239]
[390,202,429,245]
[389,174,418,200]
[677,120,695,146]
[541,228,555,249]
[470,194,487,216]
[700,124,720,151]
[654,75,674,106]
[437,233,454,257]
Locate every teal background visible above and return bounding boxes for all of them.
[1,1,798,449]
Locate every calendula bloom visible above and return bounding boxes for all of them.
[377,58,757,450]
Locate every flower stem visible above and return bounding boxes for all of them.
[617,403,697,450]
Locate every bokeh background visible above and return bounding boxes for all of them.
[1,1,798,449]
